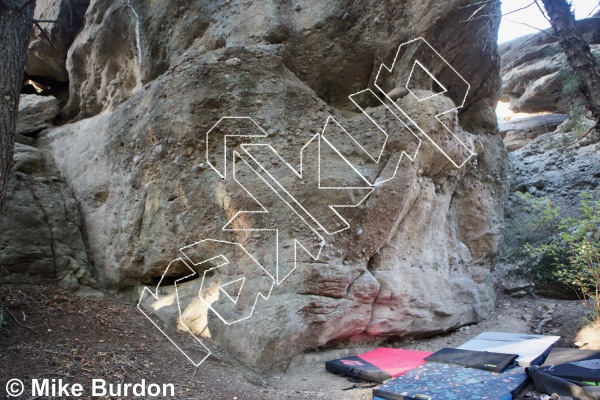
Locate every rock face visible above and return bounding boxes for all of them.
[35,0,506,371]
[502,117,600,297]
[26,0,89,83]
[63,0,502,128]
[16,94,60,135]
[499,113,566,152]
[0,143,97,292]
[506,120,600,217]
[499,18,600,113]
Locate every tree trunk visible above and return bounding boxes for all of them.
[0,0,35,235]
[540,0,600,131]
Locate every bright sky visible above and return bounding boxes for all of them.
[498,0,599,43]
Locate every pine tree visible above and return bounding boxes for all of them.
[0,0,35,234]
[540,0,600,132]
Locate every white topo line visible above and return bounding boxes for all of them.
[139,37,474,367]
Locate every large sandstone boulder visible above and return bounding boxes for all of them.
[39,0,506,371]
[499,113,567,152]
[500,18,600,113]
[26,0,89,83]
[63,0,501,129]
[0,143,97,292]
[16,94,60,135]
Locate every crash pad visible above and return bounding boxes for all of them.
[529,366,600,400]
[424,347,518,372]
[372,362,529,400]
[325,348,433,383]
[457,331,560,367]
[539,348,600,383]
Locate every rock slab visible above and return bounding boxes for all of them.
[16,94,60,135]
[37,0,507,371]
[27,0,89,82]
[0,143,97,292]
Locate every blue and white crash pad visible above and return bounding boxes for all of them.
[372,362,530,400]
[456,331,560,367]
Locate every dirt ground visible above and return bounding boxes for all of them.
[0,282,598,400]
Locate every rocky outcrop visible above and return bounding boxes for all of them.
[36,0,506,371]
[63,0,501,129]
[507,121,600,219]
[506,120,599,215]
[63,0,213,119]
[499,17,600,113]
[0,143,97,292]
[26,0,89,83]
[501,116,599,297]
[500,113,566,151]
[2,93,96,292]
[16,94,60,135]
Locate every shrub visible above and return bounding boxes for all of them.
[557,51,600,144]
[560,66,582,100]
[521,191,600,321]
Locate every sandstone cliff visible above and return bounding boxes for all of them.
[4,0,507,371]
[499,17,600,113]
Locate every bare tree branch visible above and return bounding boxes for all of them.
[503,17,559,39]
[466,4,488,21]
[503,1,536,17]
[502,31,547,58]
[33,20,60,56]
[5,307,39,334]
[459,1,544,25]
[547,124,598,167]
[17,0,34,11]
[460,13,499,23]
[534,0,552,23]
[458,0,494,9]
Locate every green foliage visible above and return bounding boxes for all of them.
[560,66,582,100]
[543,45,563,58]
[521,191,600,321]
[517,192,561,232]
[560,51,600,102]
[558,51,600,139]
[558,66,589,146]
[502,192,563,285]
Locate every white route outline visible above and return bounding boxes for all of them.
[405,60,448,101]
[219,277,245,304]
[374,36,475,169]
[205,116,267,179]
[140,36,474,367]
[224,150,325,285]
[179,238,275,325]
[240,129,373,236]
[137,258,211,367]
[347,89,421,165]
